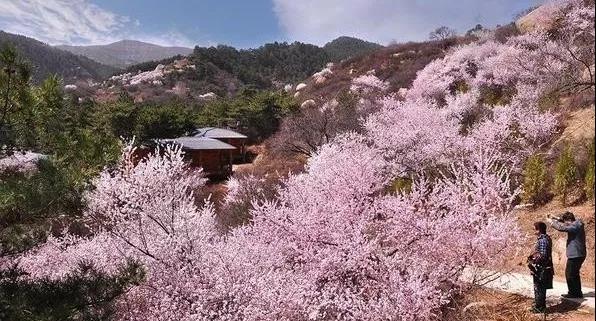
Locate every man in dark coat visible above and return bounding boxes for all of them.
[528,221,554,313]
[548,211,587,299]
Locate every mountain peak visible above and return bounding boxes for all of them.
[56,40,193,69]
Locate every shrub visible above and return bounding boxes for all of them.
[389,176,413,195]
[537,90,562,112]
[554,145,578,205]
[585,140,595,202]
[479,84,515,106]
[522,154,549,205]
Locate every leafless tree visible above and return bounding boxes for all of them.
[429,26,457,41]
[269,92,365,157]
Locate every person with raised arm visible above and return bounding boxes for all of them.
[547,211,587,299]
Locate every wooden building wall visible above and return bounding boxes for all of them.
[222,138,246,161]
[187,149,233,176]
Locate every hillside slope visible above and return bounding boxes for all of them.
[95,37,386,102]
[0,31,118,84]
[289,38,464,107]
[57,40,193,69]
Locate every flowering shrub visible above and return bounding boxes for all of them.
[350,74,389,95]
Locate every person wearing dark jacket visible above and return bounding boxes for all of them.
[547,211,587,299]
[528,221,554,313]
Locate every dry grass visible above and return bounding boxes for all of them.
[446,287,594,321]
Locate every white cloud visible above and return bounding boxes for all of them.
[0,0,127,45]
[0,0,194,47]
[272,0,541,45]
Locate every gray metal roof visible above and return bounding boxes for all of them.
[193,127,247,139]
[160,137,236,150]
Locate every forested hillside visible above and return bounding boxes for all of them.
[100,37,384,102]
[0,31,117,84]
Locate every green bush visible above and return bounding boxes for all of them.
[389,177,413,195]
[0,261,144,321]
[522,154,548,205]
[479,84,515,107]
[95,97,196,143]
[585,140,595,202]
[537,90,562,112]
[554,145,578,205]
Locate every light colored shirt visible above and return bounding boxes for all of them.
[549,219,586,258]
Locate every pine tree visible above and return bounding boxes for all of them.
[522,154,548,205]
[554,145,577,205]
[585,140,595,203]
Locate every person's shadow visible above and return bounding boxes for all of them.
[548,291,594,313]
[583,291,596,298]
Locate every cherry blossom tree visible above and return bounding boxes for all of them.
[234,135,521,320]
[15,144,224,320]
[350,74,389,95]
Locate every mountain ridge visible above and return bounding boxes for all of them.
[0,30,118,84]
[57,40,193,69]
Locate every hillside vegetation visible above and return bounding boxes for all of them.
[0,31,117,84]
[322,36,383,62]
[100,37,384,102]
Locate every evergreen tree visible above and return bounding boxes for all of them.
[522,154,548,205]
[0,44,34,152]
[554,145,577,205]
[585,140,595,203]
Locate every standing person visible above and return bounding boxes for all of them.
[547,211,587,298]
[528,221,554,313]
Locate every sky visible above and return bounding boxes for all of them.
[0,0,542,48]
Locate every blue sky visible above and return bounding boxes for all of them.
[0,0,542,48]
[98,0,284,48]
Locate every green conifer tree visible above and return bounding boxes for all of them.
[522,154,548,205]
[585,140,595,203]
[554,145,577,205]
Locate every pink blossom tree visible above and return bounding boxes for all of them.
[15,144,226,319]
[236,135,521,320]
[350,74,389,95]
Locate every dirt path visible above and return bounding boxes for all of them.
[462,267,595,310]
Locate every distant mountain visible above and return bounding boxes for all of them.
[323,36,383,62]
[0,31,118,84]
[57,40,194,69]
